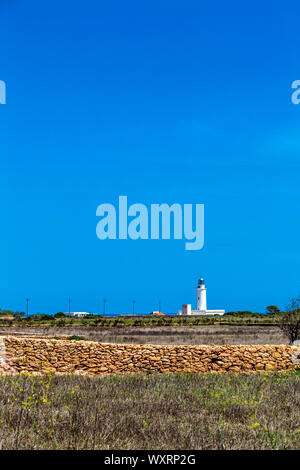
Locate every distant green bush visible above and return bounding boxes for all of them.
[67,335,86,341]
[54,312,67,318]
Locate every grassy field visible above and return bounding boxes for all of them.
[0,371,299,450]
[0,324,288,345]
[0,313,283,328]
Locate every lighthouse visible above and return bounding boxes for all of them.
[197,278,207,311]
[178,277,225,315]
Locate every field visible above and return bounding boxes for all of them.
[1,314,282,328]
[0,324,288,345]
[0,371,299,450]
[0,320,296,450]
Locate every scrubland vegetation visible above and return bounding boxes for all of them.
[0,308,298,450]
[0,371,299,450]
[0,312,283,328]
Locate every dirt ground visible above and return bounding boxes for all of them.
[0,324,288,345]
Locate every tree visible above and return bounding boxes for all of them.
[0,309,15,316]
[54,312,66,318]
[33,314,52,320]
[266,305,280,314]
[280,297,300,344]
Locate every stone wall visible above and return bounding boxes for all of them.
[0,336,299,375]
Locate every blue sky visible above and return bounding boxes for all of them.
[0,1,299,314]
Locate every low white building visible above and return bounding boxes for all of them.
[178,278,225,316]
[67,312,92,318]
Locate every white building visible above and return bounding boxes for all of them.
[67,312,92,318]
[178,278,225,316]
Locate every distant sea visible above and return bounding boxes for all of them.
[100,313,176,317]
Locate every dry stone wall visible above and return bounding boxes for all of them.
[1,336,299,375]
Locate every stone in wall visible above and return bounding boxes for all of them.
[1,336,299,376]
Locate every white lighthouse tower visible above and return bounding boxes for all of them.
[178,277,225,316]
[197,278,207,311]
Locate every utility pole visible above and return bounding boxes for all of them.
[26,298,30,317]
[68,297,72,315]
[103,298,106,315]
[132,299,136,315]
[158,300,162,312]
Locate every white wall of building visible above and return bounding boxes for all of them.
[182,304,192,315]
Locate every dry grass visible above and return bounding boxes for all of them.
[0,371,299,449]
[0,325,287,345]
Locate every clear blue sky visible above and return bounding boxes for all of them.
[0,1,299,314]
